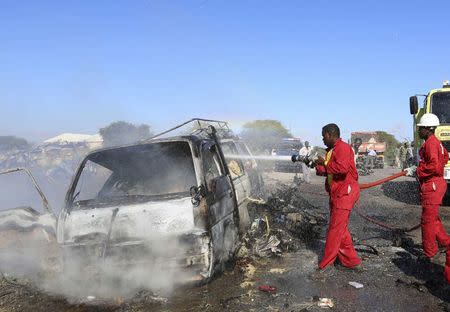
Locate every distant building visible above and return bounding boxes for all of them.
[43,133,103,149]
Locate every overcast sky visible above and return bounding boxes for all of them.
[1,0,449,145]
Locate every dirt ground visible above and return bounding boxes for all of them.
[1,167,449,311]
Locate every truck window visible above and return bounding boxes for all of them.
[75,160,113,202]
[221,143,244,179]
[202,148,222,190]
[431,92,450,124]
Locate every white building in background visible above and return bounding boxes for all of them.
[43,133,103,149]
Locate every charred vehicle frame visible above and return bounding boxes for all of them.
[56,119,262,283]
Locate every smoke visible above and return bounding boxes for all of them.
[0,143,89,214]
[0,170,49,214]
[0,230,56,279]
[45,236,191,300]
[0,231,191,301]
[0,141,205,302]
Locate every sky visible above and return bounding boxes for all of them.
[0,0,449,146]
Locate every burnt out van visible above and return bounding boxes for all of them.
[56,119,262,283]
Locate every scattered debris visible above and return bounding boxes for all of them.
[258,284,277,294]
[390,246,407,253]
[395,278,427,293]
[240,281,254,288]
[147,294,169,304]
[244,184,327,259]
[269,268,287,274]
[348,281,364,289]
[243,263,257,279]
[250,218,265,234]
[317,297,334,308]
[235,259,256,279]
[354,243,379,256]
[236,245,249,259]
[247,197,266,205]
[220,294,245,308]
[255,235,282,258]
[286,212,303,223]
[265,215,271,236]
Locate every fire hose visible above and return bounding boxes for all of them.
[355,170,421,233]
[358,171,407,190]
[297,170,421,233]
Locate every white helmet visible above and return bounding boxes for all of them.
[417,113,440,127]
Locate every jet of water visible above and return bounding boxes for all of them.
[223,154,292,162]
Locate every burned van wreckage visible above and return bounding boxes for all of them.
[0,119,263,284]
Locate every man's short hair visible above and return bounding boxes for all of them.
[322,123,340,138]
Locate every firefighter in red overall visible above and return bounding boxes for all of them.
[405,113,450,284]
[312,123,361,278]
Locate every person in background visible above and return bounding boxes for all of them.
[299,141,312,183]
[405,113,450,285]
[353,138,362,164]
[406,142,414,167]
[394,146,400,168]
[365,147,377,170]
[399,143,407,169]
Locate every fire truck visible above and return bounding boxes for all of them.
[409,80,450,184]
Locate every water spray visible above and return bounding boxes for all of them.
[223,154,292,162]
[222,153,319,165]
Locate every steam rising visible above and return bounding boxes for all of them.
[0,141,205,302]
[0,233,190,300]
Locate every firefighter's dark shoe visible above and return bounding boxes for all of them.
[309,265,336,281]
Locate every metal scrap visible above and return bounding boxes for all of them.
[255,235,282,258]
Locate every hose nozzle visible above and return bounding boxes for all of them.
[291,153,318,168]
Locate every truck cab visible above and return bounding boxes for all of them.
[410,80,450,182]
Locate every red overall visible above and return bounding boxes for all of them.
[416,134,450,283]
[316,139,361,269]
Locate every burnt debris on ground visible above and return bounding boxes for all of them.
[241,182,327,260]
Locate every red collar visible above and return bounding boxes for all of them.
[326,138,342,151]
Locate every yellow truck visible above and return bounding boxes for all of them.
[409,80,450,184]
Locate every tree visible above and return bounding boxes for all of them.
[240,120,292,153]
[99,121,153,147]
[0,136,30,151]
[376,131,400,164]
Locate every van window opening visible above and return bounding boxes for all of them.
[72,141,197,208]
